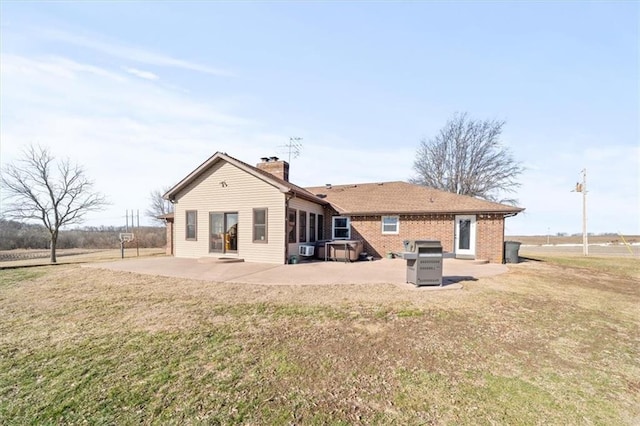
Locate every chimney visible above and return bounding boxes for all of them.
[256,156,289,181]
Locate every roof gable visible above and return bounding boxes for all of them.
[304,181,523,215]
[163,152,327,205]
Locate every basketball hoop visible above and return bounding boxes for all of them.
[119,233,134,243]
[119,233,134,259]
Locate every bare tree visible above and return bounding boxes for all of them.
[0,145,108,262]
[411,112,523,204]
[145,187,173,225]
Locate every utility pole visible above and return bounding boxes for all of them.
[573,169,588,256]
[136,209,140,257]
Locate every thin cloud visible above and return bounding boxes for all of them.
[1,53,126,82]
[38,27,233,77]
[1,54,249,126]
[1,52,263,227]
[123,66,159,81]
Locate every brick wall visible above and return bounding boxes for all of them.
[349,214,455,258]
[475,214,505,263]
[166,220,174,255]
[346,213,506,263]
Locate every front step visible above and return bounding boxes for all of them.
[453,255,489,264]
[197,257,244,264]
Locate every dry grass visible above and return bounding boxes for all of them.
[508,234,640,246]
[0,248,165,268]
[1,256,639,424]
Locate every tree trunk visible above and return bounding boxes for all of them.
[50,231,58,263]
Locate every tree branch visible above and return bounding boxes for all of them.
[412,112,523,204]
[0,144,108,262]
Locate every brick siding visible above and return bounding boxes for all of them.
[349,214,455,258]
[475,214,506,263]
[166,220,174,255]
[345,213,506,263]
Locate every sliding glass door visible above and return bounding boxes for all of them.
[225,213,238,253]
[210,212,238,254]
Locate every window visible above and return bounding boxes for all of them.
[288,208,297,243]
[299,211,307,243]
[309,213,316,243]
[332,216,350,239]
[253,208,267,243]
[318,214,324,240]
[186,210,197,240]
[210,213,224,252]
[381,216,399,234]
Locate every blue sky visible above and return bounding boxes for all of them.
[1,1,638,235]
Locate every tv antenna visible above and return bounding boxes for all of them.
[278,137,303,164]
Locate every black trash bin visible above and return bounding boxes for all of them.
[504,241,522,264]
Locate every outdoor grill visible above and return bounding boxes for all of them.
[402,240,443,286]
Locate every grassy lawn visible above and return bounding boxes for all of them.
[1,257,639,424]
[0,248,165,268]
[535,255,639,278]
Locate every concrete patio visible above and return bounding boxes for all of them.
[83,256,508,289]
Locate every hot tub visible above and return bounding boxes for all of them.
[325,240,364,262]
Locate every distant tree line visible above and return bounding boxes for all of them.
[0,219,166,250]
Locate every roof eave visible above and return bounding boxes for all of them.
[164,152,293,201]
[287,190,330,205]
[164,152,224,201]
[341,208,524,216]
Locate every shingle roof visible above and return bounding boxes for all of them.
[234,156,328,204]
[304,181,524,215]
[163,152,328,205]
[163,153,523,216]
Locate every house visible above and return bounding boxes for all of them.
[163,152,523,264]
[163,152,329,264]
[305,181,523,263]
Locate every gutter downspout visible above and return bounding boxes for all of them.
[501,211,520,262]
[502,214,506,263]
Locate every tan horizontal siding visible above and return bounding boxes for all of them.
[173,161,286,263]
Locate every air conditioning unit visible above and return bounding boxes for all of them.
[299,245,315,257]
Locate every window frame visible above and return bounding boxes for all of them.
[185,210,197,241]
[252,208,268,243]
[299,210,307,243]
[332,216,350,240]
[288,208,297,243]
[309,213,316,243]
[318,214,324,240]
[381,215,400,235]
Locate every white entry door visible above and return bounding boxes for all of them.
[455,215,476,258]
